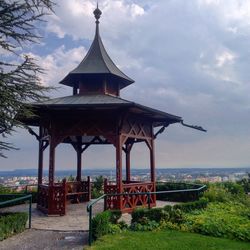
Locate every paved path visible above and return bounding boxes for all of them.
[0,200,178,249]
[1,200,104,231]
[1,200,177,230]
[0,229,88,250]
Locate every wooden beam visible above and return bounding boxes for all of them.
[28,127,40,140]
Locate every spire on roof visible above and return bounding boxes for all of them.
[93,3,102,23]
[59,4,134,94]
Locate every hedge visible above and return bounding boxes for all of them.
[173,198,208,212]
[0,212,28,241]
[156,182,205,202]
[92,210,122,240]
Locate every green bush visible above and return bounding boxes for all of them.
[169,209,185,224]
[118,220,129,230]
[130,220,160,231]
[237,174,250,193]
[156,182,205,202]
[92,211,112,240]
[184,202,250,241]
[222,182,245,195]
[0,212,28,240]
[173,198,208,213]
[132,208,169,224]
[203,185,230,202]
[91,176,104,199]
[131,208,148,223]
[147,208,169,222]
[91,188,103,199]
[110,210,122,224]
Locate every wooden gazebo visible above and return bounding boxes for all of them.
[23,6,205,215]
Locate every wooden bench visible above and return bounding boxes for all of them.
[65,181,88,203]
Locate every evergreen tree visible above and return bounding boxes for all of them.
[0,0,54,157]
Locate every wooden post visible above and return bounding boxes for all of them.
[116,135,122,209]
[150,138,156,205]
[125,143,133,182]
[125,150,130,182]
[48,138,56,186]
[76,148,82,181]
[38,127,43,185]
[150,139,155,183]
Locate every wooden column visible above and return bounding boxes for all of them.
[48,137,56,186]
[150,139,155,183]
[125,143,133,182]
[38,128,43,185]
[76,148,82,181]
[116,135,122,195]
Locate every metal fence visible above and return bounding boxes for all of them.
[0,194,32,229]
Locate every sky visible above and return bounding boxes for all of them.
[1,0,250,170]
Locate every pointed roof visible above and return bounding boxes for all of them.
[60,5,134,89]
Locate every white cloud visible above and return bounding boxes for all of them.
[2,0,250,169]
[216,51,236,67]
[46,0,145,40]
[30,46,87,89]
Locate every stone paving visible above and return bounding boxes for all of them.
[1,200,104,231]
[0,200,178,249]
[1,200,177,231]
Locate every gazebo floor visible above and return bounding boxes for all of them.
[1,200,178,231]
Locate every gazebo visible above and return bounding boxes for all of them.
[23,6,205,215]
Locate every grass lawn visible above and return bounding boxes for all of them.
[87,230,250,250]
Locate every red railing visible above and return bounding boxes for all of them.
[37,177,91,216]
[37,182,66,215]
[104,179,156,212]
[66,177,91,203]
[104,180,119,210]
[37,184,49,214]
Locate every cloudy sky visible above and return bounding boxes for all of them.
[1,0,250,171]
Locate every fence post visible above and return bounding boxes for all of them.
[147,192,151,209]
[88,205,93,246]
[29,195,32,229]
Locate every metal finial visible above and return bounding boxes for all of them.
[93,3,102,23]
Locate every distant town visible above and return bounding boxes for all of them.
[1,167,249,189]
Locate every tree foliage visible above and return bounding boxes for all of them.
[0,0,54,157]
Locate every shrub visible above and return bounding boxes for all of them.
[110,210,122,224]
[131,208,148,223]
[147,208,169,222]
[223,182,244,195]
[184,202,250,242]
[173,198,208,213]
[203,185,230,202]
[92,210,123,240]
[163,205,173,213]
[92,211,112,240]
[0,212,28,241]
[132,208,169,224]
[156,182,205,202]
[91,188,102,199]
[118,220,129,230]
[169,209,185,224]
[130,220,160,231]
